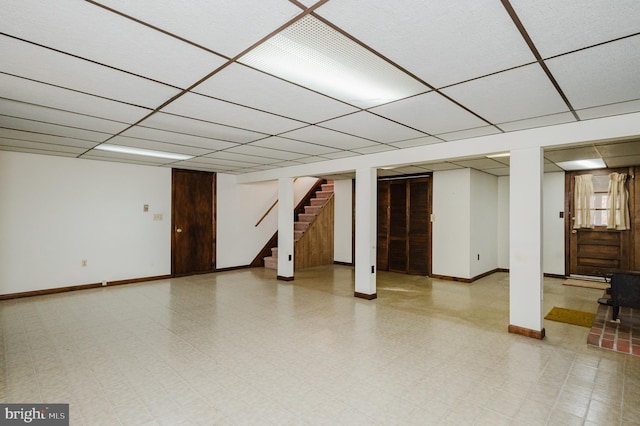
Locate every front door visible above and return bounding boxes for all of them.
[566,168,632,277]
[172,169,215,276]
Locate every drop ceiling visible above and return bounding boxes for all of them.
[1,0,640,177]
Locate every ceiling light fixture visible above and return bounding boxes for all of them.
[486,152,510,158]
[94,144,194,160]
[555,158,606,170]
[239,15,427,108]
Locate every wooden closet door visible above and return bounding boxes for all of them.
[408,178,430,275]
[172,169,215,276]
[388,181,408,272]
[377,181,390,271]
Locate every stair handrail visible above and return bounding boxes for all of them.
[255,178,299,227]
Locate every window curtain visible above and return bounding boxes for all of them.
[607,172,630,230]
[573,174,594,229]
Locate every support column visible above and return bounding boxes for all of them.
[277,177,294,281]
[509,147,545,339]
[354,168,377,299]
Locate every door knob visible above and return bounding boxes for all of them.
[571,230,577,234]
[176,228,182,233]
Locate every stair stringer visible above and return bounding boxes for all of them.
[294,195,334,270]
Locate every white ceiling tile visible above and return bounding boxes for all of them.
[292,156,328,164]
[0,116,110,142]
[279,126,373,150]
[544,163,563,173]
[203,151,280,165]
[418,162,464,171]
[0,99,130,134]
[441,64,568,123]
[498,112,576,132]
[0,137,86,154]
[371,92,487,135]
[436,126,501,142]
[224,145,304,161]
[606,155,640,168]
[1,37,181,108]
[161,93,305,135]
[352,144,396,155]
[451,158,506,169]
[577,100,640,121]
[138,113,265,144]
[0,144,80,157]
[389,137,441,149]
[248,136,339,156]
[484,167,510,176]
[511,0,640,58]
[95,0,301,57]
[546,37,640,110]
[3,0,226,88]
[315,0,535,87]
[544,146,601,162]
[320,112,424,143]
[120,126,238,151]
[597,141,640,157]
[0,74,152,123]
[107,136,213,157]
[168,160,235,172]
[194,64,358,123]
[0,128,97,149]
[320,151,361,160]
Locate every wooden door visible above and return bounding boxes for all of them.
[408,178,430,275]
[377,181,390,270]
[172,169,215,276]
[566,168,632,277]
[388,181,408,272]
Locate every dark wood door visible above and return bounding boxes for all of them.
[377,181,390,270]
[408,179,430,275]
[566,168,632,278]
[388,181,408,272]
[377,176,432,275]
[172,169,215,276]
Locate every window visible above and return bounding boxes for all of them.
[573,173,630,230]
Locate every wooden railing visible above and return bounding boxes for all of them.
[254,178,298,227]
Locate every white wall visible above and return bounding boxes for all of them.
[333,179,353,263]
[496,172,566,275]
[497,176,510,269]
[0,151,171,295]
[432,169,471,279]
[543,172,566,275]
[470,169,498,277]
[216,174,318,269]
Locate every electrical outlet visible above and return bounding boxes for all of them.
[82,259,87,267]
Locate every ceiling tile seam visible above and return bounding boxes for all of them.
[0,97,132,127]
[0,71,155,112]
[499,0,579,121]
[131,125,247,147]
[0,114,115,136]
[541,32,640,62]
[574,97,640,114]
[432,91,503,131]
[365,110,434,138]
[84,0,230,59]
[313,123,390,145]
[0,144,82,154]
[143,113,270,139]
[0,32,184,91]
[435,61,538,91]
[210,146,315,162]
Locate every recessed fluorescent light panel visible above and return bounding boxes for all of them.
[486,152,510,158]
[239,15,427,108]
[94,144,194,160]
[555,158,606,170]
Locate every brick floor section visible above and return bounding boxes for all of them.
[588,293,639,356]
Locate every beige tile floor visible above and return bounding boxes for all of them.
[1,266,639,425]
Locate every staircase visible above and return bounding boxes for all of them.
[264,181,334,269]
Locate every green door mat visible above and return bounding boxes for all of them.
[544,307,596,327]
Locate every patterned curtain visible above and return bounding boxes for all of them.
[573,174,594,229]
[607,172,630,230]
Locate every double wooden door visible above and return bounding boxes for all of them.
[377,177,431,275]
[172,169,215,276]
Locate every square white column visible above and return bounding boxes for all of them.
[277,177,294,280]
[355,168,377,299]
[509,147,544,339]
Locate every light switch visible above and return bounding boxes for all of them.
[143,204,149,212]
